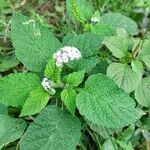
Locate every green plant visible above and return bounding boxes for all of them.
[0,0,150,150]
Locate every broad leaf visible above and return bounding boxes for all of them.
[66,33,103,72]
[11,13,61,72]
[107,63,140,93]
[99,12,138,35]
[61,88,77,115]
[44,59,62,83]
[0,55,19,72]
[63,70,85,87]
[87,120,115,139]
[116,28,128,38]
[20,105,81,150]
[68,56,97,73]
[88,61,109,76]
[0,103,8,115]
[0,115,27,148]
[102,139,117,150]
[103,36,128,58]
[139,40,150,68]
[66,0,94,22]
[120,125,135,142]
[131,60,143,81]
[62,34,76,45]
[76,74,144,129]
[20,86,50,116]
[135,76,150,107]
[0,73,40,107]
[91,24,115,37]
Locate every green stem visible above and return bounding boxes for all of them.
[87,128,103,150]
[146,140,150,150]
[104,127,118,150]
[132,40,143,58]
[93,132,103,150]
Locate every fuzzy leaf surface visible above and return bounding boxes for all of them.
[20,105,81,150]
[139,40,150,68]
[0,55,19,72]
[103,36,128,58]
[135,76,150,107]
[44,59,62,83]
[0,73,40,107]
[107,63,140,93]
[99,12,138,35]
[76,74,144,129]
[66,33,103,72]
[63,70,85,87]
[11,13,61,72]
[20,86,50,116]
[61,88,77,114]
[0,115,27,148]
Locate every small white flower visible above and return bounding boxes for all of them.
[56,61,62,67]
[62,52,69,63]
[67,49,73,58]
[41,78,51,91]
[55,56,63,67]
[91,17,100,23]
[53,51,62,59]
[41,78,55,94]
[72,48,81,59]
[56,56,63,63]
[53,46,82,67]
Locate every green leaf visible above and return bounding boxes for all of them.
[131,60,143,81]
[120,125,135,142]
[63,70,85,87]
[62,34,76,45]
[66,33,103,72]
[107,63,140,93]
[61,88,77,115]
[116,28,128,38]
[135,76,150,107]
[142,129,150,141]
[88,61,109,76]
[87,120,115,139]
[102,138,117,150]
[91,24,115,37]
[11,13,61,73]
[103,36,128,58]
[116,140,133,150]
[0,103,8,115]
[0,115,27,148]
[0,73,40,107]
[20,86,50,116]
[0,55,19,72]
[76,74,144,129]
[44,59,62,83]
[99,12,138,35]
[20,105,81,150]
[139,40,150,68]
[68,56,98,73]
[67,33,102,56]
[66,0,94,22]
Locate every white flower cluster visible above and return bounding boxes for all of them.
[53,46,82,67]
[41,78,55,94]
[91,17,100,23]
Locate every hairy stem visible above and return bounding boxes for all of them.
[104,127,118,150]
